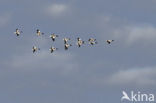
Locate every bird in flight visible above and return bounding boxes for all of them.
[64,43,72,50]
[49,46,58,53]
[36,29,44,36]
[14,28,22,36]
[77,37,85,47]
[63,38,70,44]
[50,33,59,41]
[88,38,98,45]
[13,28,116,53]
[32,46,40,53]
[106,40,114,44]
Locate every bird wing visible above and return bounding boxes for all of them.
[65,45,68,50]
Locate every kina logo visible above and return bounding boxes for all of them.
[121,91,155,102]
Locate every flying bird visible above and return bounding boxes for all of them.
[77,37,85,47]
[50,33,58,41]
[64,44,72,50]
[106,40,114,44]
[88,38,98,45]
[14,28,22,36]
[63,38,70,44]
[36,29,44,36]
[32,46,40,53]
[49,46,58,53]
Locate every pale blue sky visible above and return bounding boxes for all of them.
[0,0,156,103]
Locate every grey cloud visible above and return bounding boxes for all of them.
[44,3,71,18]
[113,24,156,45]
[106,67,156,87]
[6,50,79,75]
[0,13,11,27]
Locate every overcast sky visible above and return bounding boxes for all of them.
[0,0,156,103]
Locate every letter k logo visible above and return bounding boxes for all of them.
[121,91,131,101]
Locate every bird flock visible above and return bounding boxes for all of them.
[14,28,115,53]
